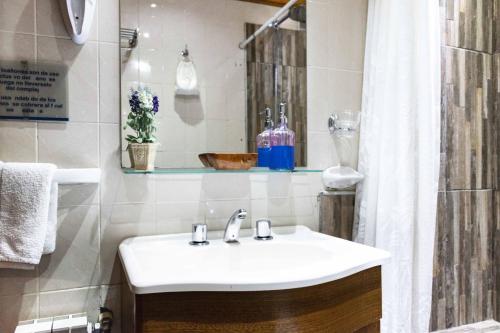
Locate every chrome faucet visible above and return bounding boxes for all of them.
[223,209,247,243]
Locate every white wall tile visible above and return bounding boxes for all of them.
[38,122,99,168]
[36,0,69,38]
[184,121,208,153]
[99,43,120,124]
[99,0,119,43]
[0,294,39,333]
[204,199,252,231]
[156,175,204,202]
[307,0,366,170]
[155,151,186,168]
[156,201,205,234]
[307,131,338,169]
[0,31,35,61]
[201,174,251,200]
[99,218,155,285]
[306,1,329,68]
[155,115,187,153]
[307,67,330,132]
[39,205,100,291]
[0,0,35,33]
[327,69,364,112]
[39,287,100,320]
[101,203,155,226]
[0,268,38,297]
[37,37,99,123]
[0,121,37,162]
[250,173,322,202]
[327,0,368,71]
[58,184,99,207]
[100,124,156,203]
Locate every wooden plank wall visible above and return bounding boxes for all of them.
[318,192,355,241]
[432,0,498,330]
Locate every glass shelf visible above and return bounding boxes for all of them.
[123,167,323,175]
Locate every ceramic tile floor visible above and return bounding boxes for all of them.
[433,321,500,333]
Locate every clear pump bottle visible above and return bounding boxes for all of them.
[256,107,274,167]
[270,102,295,170]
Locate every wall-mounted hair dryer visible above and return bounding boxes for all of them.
[59,0,97,45]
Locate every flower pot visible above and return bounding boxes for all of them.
[128,143,159,171]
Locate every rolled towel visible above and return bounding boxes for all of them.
[0,163,57,269]
[43,180,58,254]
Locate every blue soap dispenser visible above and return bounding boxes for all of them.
[256,107,274,167]
[270,102,295,170]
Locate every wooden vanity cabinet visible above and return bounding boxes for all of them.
[122,266,382,333]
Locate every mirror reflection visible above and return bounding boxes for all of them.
[120,0,307,170]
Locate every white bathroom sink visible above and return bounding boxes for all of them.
[119,226,390,294]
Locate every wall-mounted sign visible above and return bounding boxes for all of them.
[0,60,69,121]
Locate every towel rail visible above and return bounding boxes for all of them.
[54,168,101,185]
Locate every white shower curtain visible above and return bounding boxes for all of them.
[353,0,441,332]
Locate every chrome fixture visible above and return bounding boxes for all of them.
[180,45,189,58]
[189,224,209,246]
[328,110,361,138]
[274,3,306,27]
[120,28,139,49]
[59,0,97,45]
[238,0,300,49]
[254,219,273,241]
[223,209,247,243]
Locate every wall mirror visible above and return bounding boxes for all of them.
[120,0,309,172]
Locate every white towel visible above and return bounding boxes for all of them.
[44,181,58,254]
[0,162,57,269]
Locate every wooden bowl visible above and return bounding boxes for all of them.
[198,154,211,168]
[198,153,258,170]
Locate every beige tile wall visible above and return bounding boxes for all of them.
[307,0,367,169]
[0,0,367,331]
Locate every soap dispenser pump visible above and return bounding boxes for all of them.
[270,102,295,170]
[256,107,274,167]
[59,0,97,45]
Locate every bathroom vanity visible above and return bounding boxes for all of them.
[119,226,390,333]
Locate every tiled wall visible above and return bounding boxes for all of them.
[0,0,367,332]
[431,0,498,330]
[306,0,366,169]
[318,192,355,241]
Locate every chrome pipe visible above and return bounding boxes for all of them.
[238,0,299,49]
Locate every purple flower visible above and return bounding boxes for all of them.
[129,90,140,114]
[152,96,159,113]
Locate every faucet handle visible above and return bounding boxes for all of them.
[255,219,273,241]
[190,224,209,246]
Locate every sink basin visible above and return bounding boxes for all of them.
[119,225,390,294]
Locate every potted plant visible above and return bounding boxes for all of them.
[124,87,160,171]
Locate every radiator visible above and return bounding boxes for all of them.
[15,313,90,333]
